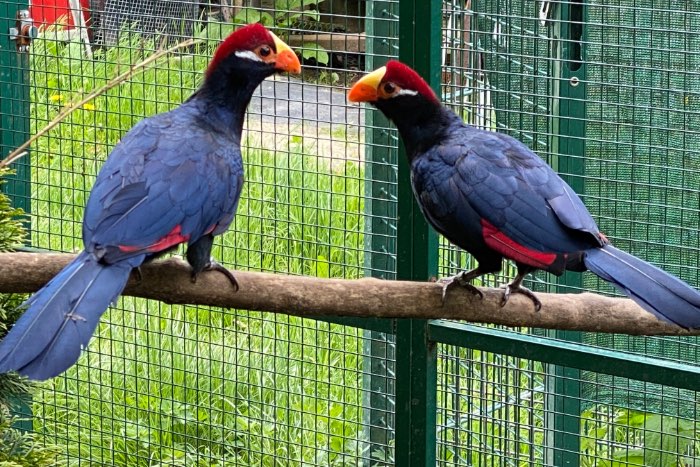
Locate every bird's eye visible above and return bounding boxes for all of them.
[383,82,396,94]
[259,46,271,57]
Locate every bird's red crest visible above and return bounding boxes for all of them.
[207,23,275,76]
[384,60,439,103]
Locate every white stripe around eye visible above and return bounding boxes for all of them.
[396,89,418,97]
[235,50,263,62]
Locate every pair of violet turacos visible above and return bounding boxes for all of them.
[1,26,699,380]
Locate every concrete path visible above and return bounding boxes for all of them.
[243,77,366,165]
[249,77,363,126]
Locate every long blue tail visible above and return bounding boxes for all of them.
[0,251,133,380]
[584,245,700,328]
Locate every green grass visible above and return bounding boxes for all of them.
[32,149,367,466]
[28,32,371,466]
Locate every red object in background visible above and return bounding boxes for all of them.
[30,0,91,28]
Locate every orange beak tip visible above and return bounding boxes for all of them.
[275,50,302,74]
[348,83,378,103]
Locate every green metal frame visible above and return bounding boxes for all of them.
[355,2,700,464]
[3,0,700,463]
[0,0,32,432]
[393,1,442,465]
[361,0,399,459]
[548,1,587,464]
[428,321,700,392]
[0,0,31,216]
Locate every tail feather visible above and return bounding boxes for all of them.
[584,245,700,328]
[0,251,133,380]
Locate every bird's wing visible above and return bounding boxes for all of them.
[83,108,243,263]
[413,131,602,267]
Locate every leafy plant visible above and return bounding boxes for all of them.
[300,41,329,65]
[581,408,698,467]
[0,406,62,467]
[318,70,340,85]
[232,0,331,66]
[0,171,25,255]
[233,0,321,30]
[0,169,30,409]
[0,170,61,466]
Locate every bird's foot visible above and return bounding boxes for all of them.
[191,258,239,292]
[500,283,541,311]
[438,272,483,304]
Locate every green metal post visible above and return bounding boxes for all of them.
[546,1,586,465]
[0,2,31,216]
[395,320,437,466]
[362,1,399,461]
[0,1,32,431]
[393,0,441,465]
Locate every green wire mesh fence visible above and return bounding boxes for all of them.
[437,1,700,465]
[0,0,699,465]
[5,0,397,464]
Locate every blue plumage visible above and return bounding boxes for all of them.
[585,246,700,328]
[0,252,137,380]
[350,60,700,328]
[0,24,301,379]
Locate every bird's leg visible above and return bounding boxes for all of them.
[439,267,486,304]
[500,265,541,311]
[186,234,239,291]
[132,267,143,283]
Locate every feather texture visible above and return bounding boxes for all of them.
[358,60,700,328]
[0,24,289,379]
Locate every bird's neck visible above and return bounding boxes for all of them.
[376,97,458,160]
[191,62,272,136]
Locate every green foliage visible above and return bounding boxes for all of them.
[0,170,25,253]
[582,408,698,467]
[231,7,274,27]
[0,170,32,406]
[231,0,331,66]
[318,70,340,85]
[300,42,330,66]
[0,172,60,466]
[0,407,62,467]
[233,0,322,30]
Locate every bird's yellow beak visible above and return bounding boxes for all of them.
[271,31,301,74]
[348,66,387,102]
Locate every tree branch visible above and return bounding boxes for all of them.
[0,252,697,336]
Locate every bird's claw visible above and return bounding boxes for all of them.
[439,273,483,305]
[500,284,541,311]
[191,259,239,292]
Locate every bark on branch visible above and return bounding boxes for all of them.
[0,252,697,336]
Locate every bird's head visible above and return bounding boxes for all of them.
[206,23,301,79]
[348,61,447,156]
[348,60,439,106]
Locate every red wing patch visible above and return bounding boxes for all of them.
[481,219,557,269]
[118,225,190,253]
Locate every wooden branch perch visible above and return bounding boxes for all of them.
[0,252,697,336]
